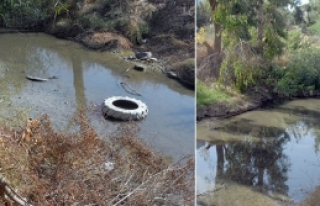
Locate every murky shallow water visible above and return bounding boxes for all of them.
[197,99,320,205]
[0,33,194,160]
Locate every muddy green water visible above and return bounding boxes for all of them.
[197,99,320,205]
[0,33,194,160]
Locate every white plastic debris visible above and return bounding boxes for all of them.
[104,161,115,171]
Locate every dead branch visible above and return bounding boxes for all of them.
[120,82,142,96]
[0,173,33,206]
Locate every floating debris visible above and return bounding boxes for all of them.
[26,75,48,82]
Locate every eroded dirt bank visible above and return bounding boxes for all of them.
[197,86,320,122]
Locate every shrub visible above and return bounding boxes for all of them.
[197,81,231,106]
[275,48,320,96]
[219,40,271,92]
[286,29,310,51]
[78,14,108,31]
[308,19,320,35]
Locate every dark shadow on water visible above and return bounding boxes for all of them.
[213,118,291,140]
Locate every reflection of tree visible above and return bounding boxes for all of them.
[66,51,89,131]
[275,105,320,154]
[198,142,211,162]
[216,144,224,179]
[216,126,291,196]
[71,53,86,110]
[286,120,320,154]
[26,47,60,77]
[286,121,314,143]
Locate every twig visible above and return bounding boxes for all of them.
[120,82,142,96]
[110,162,192,206]
[0,173,33,206]
[110,168,170,206]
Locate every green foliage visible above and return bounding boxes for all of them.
[219,46,263,92]
[214,1,253,42]
[0,0,74,27]
[0,0,152,44]
[115,17,150,43]
[213,0,291,92]
[197,0,211,27]
[308,16,320,35]
[138,22,150,38]
[286,29,304,50]
[309,0,320,24]
[276,48,320,96]
[261,4,287,58]
[197,81,231,106]
[184,59,195,70]
[263,26,286,58]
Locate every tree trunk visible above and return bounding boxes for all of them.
[213,22,222,54]
[208,0,222,54]
[257,0,264,54]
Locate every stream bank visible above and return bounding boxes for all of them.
[197,85,320,121]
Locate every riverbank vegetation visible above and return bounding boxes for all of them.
[0,112,194,205]
[0,0,195,88]
[197,0,320,119]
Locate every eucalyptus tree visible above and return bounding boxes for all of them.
[197,0,211,28]
[207,0,296,90]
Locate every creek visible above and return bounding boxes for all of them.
[197,99,320,205]
[0,33,194,160]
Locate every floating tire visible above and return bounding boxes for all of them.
[101,96,148,121]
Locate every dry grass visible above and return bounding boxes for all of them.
[172,58,194,69]
[299,186,320,206]
[154,33,191,48]
[196,41,214,66]
[82,32,133,50]
[0,113,194,206]
[197,52,224,83]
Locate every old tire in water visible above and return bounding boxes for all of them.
[102,96,148,121]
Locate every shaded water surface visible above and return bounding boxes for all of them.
[197,99,320,205]
[0,33,194,160]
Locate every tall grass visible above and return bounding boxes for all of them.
[197,81,231,106]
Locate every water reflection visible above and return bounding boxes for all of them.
[0,33,194,160]
[197,99,320,205]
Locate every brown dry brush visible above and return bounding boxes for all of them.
[0,114,194,206]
